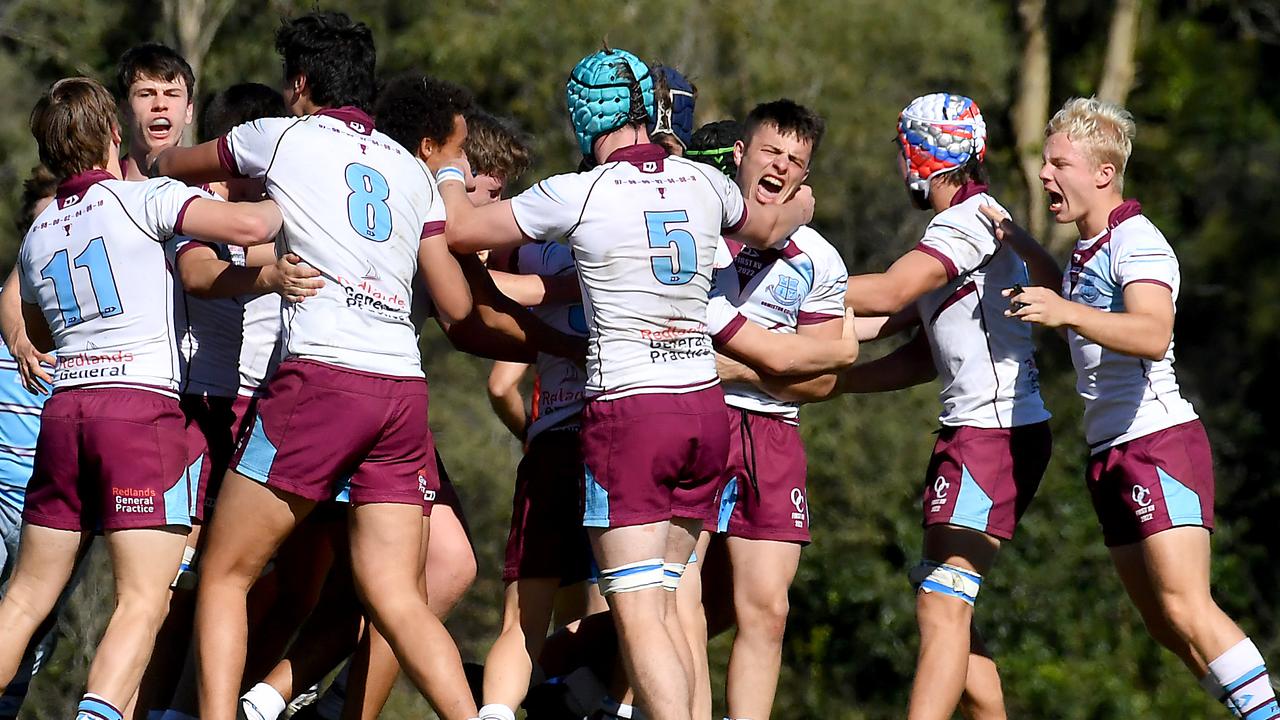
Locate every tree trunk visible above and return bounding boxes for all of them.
[161,0,236,143]
[1011,0,1050,243]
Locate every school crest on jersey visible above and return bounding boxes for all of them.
[767,275,802,307]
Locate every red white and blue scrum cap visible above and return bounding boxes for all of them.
[897,93,987,185]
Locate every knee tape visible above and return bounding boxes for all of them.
[662,562,686,592]
[597,558,665,596]
[908,560,982,606]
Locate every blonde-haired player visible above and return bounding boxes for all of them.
[992,97,1280,720]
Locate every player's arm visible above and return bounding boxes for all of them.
[489,270,582,307]
[716,316,845,403]
[487,361,530,440]
[1008,282,1174,361]
[420,231,473,325]
[716,309,858,376]
[150,139,230,185]
[434,163,526,253]
[2,275,54,394]
[16,302,55,395]
[441,254,584,362]
[978,205,1063,289]
[177,245,322,303]
[835,330,937,395]
[726,186,815,249]
[177,198,282,247]
[845,251,950,316]
[855,306,921,342]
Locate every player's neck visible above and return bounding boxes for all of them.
[121,136,175,182]
[1077,191,1126,238]
[594,125,652,164]
[928,181,959,213]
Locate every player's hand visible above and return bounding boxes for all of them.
[836,307,859,365]
[715,353,753,383]
[788,184,815,226]
[980,204,1037,247]
[272,254,324,303]
[1004,285,1077,328]
[12,336,54,395]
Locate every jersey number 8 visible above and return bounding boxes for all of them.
[646,210,696,286]
[39,237,123,328]
[345,163,392,242]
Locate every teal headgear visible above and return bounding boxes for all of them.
[566,48,654,159]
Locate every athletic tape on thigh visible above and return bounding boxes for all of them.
[908,560,983,606]
[662,562,686,591]
[170,545,198,591]
[597,558,665,595]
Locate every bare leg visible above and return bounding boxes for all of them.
[196,474,313,720]
[87,528,188,708]
[675,531,712,720]
[723,536,801,720]
[907,525,1000,720]
[0,524,85,692]
[959,627,1007,720]
[346,502,476,720]
[480,578,560,710]
[591,520,697,720]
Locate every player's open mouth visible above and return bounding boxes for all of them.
[147,118,173,140]
[1047,189,1065,213]
[756,175,785,203]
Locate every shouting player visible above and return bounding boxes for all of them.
[0,76,280,720]
[995,97,1280,720]
[704,99,848,720]
[150,12,479,720]
[437,47,853,720]
[117,44,195,182]
[839,93,1053,720]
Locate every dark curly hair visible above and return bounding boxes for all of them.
[373,73,474,154]
[17,164,58,233]
[275,11,376,111]
[199,83,288,141]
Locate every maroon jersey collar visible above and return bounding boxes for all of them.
[55,169,115,209]
[948,181,989,208]
[315,106,375,135]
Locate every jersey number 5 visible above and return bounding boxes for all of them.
[345,163,392,242]
[39,237,123,328]
[646,210,695,286]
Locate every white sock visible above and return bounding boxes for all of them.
[477,704,515,720]
[240,683,287,720]
[600,696,635,719]
[1208,637,1279,719]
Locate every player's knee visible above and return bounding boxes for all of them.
[738,590,790,641]
[113,590,171,633]
[910,561,982,613]
[1155,591,1213,641]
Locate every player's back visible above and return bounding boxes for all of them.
[221,109,438,377]
[514,241,588,440]
[0,339,47,513]
[516,145,745,400]
[18,171,199,395]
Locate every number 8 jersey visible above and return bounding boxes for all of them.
[19,170,204,395]
[511,144,747,400]
[217,107,443,378]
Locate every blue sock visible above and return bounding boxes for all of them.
[76,694,122,720]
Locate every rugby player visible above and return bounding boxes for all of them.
[839,93,1054,720]
[0,76,280,720]
[438,47,852,720]
[995,97,1280,720]
[116,44,194,183]
[150,12,480,720]
[702,99,848,720]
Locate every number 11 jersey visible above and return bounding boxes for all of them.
[217,107,443,378]
[19,170,204,396]
[511,144,747,401]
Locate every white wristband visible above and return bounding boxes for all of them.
[435,166,465,187]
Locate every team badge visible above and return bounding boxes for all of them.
[767,275,802,307]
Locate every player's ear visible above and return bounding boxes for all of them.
[1094,161,1117,190]
[733,139,745,167]
[416,137,436,163]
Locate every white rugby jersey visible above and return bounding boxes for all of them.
[511,144,747,400]
[912,184,1050,429]
[169,234,247,397]
[19,171,202,396]
[1063,200,1197,450]
[237,290,283,397]
[512,241,587,440]
[218,107,442,378]
[711,227,847,422]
